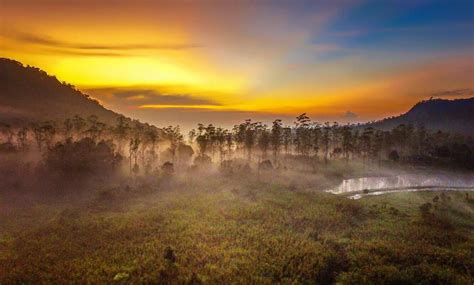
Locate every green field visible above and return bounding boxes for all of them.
[1,174,473,284]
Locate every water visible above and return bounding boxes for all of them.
[347,186,474,200]
[328,174,474,199]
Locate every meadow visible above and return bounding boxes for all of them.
[1,167,472,284]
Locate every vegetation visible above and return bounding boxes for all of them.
[0,173,472,284]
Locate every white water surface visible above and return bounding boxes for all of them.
[328,174,474,199]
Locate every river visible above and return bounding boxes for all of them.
[327,174,474,199]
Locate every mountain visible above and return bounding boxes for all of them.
[367,97,474,135]
[0,58,127,126]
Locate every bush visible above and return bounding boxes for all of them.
[44,138,121,178]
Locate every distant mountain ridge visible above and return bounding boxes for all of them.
[367,97,474,135]
[0,58,128,126]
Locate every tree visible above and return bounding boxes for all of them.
[215,127,227,163]
[294,113,312,157]
[321,122,332,164]
[86,115,106,142]
[44,137,121,184]
[360,127,374,164]
[72,115,86,140]
[233,119,258,162]
[142,126,160,172]
[129,137,141,176]
[271,119,283,164]
[257,125,270,161]
[310,122,321,159]
[177,143,194,166]
[327,122,341,160]
[340,124,353,162]
[282,127,292,155]
[163,125,183,164]
[32,122,56,151]
[114,116,131,153]
[371,130,384,163]
[225,131,234,160]
[188,129,197,145]
[195,124,211,158]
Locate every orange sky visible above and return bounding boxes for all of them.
[1,0,473,129]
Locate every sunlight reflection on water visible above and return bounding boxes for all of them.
[327,175,474,199]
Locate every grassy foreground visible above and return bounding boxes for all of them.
[0,174,473,284]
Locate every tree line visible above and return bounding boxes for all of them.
[188,114,473,169]
[1,112,473,177]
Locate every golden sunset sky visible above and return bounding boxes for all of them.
[1,0,473,129]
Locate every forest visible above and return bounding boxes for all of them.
[1,112,473,189]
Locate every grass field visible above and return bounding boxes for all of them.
[1,173,473,284]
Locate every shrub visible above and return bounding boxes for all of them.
[44,138,121,177]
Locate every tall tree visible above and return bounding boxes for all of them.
[271,119,283,164]
[114,116,131,153]
[129,137,141,176]
[257,125,270,161]
[233,119,257,161]
[341,124,353,162]
[163,125,183,164]
[321,122,332,164]
[282,127,292,155]
[294,113,312,156]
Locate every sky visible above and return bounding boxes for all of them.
[1,0,473,130]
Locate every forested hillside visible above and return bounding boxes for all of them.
[0,58,127,126]
[368,98,474,135]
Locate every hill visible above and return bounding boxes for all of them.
[367,97,474,134]
[0,58,129,126]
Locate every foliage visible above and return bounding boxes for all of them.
[44,137,121,180]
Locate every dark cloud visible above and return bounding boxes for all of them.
[85,87,221,106]
[1,29,201,56]
[432,88,474,97]
[115,89,221,106]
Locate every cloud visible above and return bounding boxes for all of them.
[85,87,222,108]
[40,48,129,57]
[112,89,221,106]
[1,29,201,56]
[432,88,474,98]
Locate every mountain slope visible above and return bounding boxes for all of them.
[0,58,124,125]
[368,98,474,135]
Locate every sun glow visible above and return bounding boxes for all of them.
[1,0,473,124]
